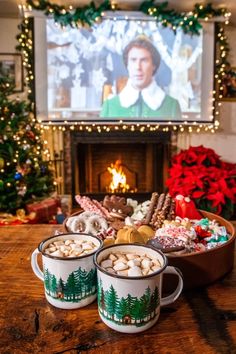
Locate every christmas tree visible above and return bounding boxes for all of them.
[0,77,55,213]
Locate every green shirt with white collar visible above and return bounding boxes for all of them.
[100,94,182,120]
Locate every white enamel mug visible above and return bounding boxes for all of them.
[31,233,102,309]
[94,243,183,333]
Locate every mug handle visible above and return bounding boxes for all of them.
[160,266,183,306]
[31,248,44,281]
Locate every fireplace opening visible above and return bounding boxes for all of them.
[100,159,138,193]
[70,131,171,204]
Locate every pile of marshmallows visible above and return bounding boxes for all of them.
[44,238,97,258]
[100,252,162,277]
[44,236,161,278]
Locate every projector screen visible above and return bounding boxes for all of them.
[34,12,215,124]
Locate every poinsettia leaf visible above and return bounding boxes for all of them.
[192,190,205,198]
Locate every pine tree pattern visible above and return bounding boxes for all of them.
[44,267,97,302]
[97,279,160,327]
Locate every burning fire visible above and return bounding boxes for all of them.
[107,160,130,193]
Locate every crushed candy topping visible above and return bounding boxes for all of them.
[153,217,230,254]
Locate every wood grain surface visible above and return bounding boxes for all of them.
[0,225,236,354]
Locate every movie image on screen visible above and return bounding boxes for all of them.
[43,12,214,123]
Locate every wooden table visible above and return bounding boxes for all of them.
[1,225,236,354]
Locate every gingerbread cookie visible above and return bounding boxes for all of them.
[103,195,133,220]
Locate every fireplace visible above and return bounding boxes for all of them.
[65,131,172,207]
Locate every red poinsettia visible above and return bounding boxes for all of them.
[166,145,236,219]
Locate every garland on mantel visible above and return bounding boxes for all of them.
[26,0,229,35]
[26,0,112,27]
[140,1,229,35]
[16,0,231,134]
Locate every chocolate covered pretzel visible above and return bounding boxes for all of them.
[167,199,176,221]
[154,193,172,229]
[151,193,165,226]
[144,192,159,224]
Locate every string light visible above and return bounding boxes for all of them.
[16,2,230,135]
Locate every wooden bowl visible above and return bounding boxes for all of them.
[166,210,235,289]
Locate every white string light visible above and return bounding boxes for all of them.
[17,3,231,135]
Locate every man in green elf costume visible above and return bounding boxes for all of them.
[100,36,182,120]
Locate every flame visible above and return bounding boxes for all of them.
[107,160,130,193]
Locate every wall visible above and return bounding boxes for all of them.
[177,25,236,163]
[0,18,19,51]
[0,18,27,101]
[1,18,235,165]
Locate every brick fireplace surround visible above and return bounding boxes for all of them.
[63,131,172,208]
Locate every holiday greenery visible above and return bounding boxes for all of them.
[16,18,34,103]
[27,0,111,27]
[140,1,227,35]
[0,77,55,213]
[26,0,228,36]
[19,0,230,133]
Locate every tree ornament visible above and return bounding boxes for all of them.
[26,131,35,140]
[29,112,35,120]
[17,166,25,176]
[0,157,4,169]
[40,165,46,174]
[21,163,31,176]
[14,172,23,181]
[18,130,24,137]
[17,184,27,196]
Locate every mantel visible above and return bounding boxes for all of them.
[71,131,172,144]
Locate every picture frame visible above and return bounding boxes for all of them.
[219,65,236,101]
[0,53,23,92]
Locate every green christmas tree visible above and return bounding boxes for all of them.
[0,77,55,213]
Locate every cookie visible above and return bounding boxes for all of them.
[103,195,133,219]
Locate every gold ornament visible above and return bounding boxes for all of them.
[0,157,4,169]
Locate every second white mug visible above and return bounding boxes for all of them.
[94,243,183,333]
